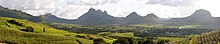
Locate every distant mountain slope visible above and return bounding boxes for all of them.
[75,8,163,25]
[0,5,76,24]
[74,9,220,26]
[39,13,74,23]
[1,5,220,26]
[142,13,163,24]
[144,13,159,18]
[124,12,145,24]
[0,17,93,44]
[169,9,218,25]
[124,12,162,24]
[76,8,116,25]
[0,6,41,22]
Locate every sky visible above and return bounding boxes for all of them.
[0,0,219,19]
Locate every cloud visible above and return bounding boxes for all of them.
[1,0,218,19]
[68,0,119,5]
[52,0,150,19]
[0,0,67,16]
[146,0,198,7]
[145,0,201,18]
[0,0,65,10]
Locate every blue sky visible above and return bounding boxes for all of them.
[0,0,219,19]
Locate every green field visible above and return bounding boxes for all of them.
[0,17,93,44]
[0,17,218,44]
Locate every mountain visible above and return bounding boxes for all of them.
[187,9,213,19]
[39,13,74,23]
[124,12,145,24]
[75,8,163,25]
[76,8,116,25]
[143,13,162,24]
[0,6,41,22]
[185,9,213,23]
[0,5,75,24]
[144,13,158,19]
[169,9,216,25]
[1,4,219,26]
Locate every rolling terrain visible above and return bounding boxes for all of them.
[0,17,94,44]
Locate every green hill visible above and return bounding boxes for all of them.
[189,29,220,44]
[0,17,93,44]
[0,6,41,22]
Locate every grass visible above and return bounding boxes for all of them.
[0,17,77,36]
[98,32,136,44]
[98,32,134,37]
[156,37,186,42]
[133,24,200,29]
[0,17,93,44]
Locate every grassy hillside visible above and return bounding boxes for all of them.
[189,29,220,44]
[0,6,41,22]
[0,17,93,44]
[98,32,134,37]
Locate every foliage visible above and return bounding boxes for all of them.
[93,39,108,44]
[189,29,220,44]
[113,37,138,44]
[0,6,41,22]
[47,23,214,38]
[98,32,134,38]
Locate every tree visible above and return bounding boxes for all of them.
[156,39,170,44]
[113,37,138,44]
[93,39,108,44]
[142,40,154,44]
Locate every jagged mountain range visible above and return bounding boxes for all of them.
[74,8,220,26]
[0,6,220,27]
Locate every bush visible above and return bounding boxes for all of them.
[113,37,138,44]
[7,20,23,26]
[93,39,108,44]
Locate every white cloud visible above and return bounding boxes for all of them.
[136,4,181,18]
[196,0,220,17]
[0,0,219,19]
[147,0,198,7]
[0,0,64,10]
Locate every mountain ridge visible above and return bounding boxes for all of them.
[1,5,220,27]
[39,13,74,23]
[169,9,217,25]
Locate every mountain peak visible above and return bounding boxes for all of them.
[89,7,95,10]
[188,9,212,18]
[126,12,141,18]
[130,12,138,15]
[44,13,53,15]
[144,13,158,18]
[78,8,113,19]
[77,8,115,25]
[86,8,109,15]
[103,11,107,13]
[88,8,96,13]
[41,13,57,17]
[97,9,102,12]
